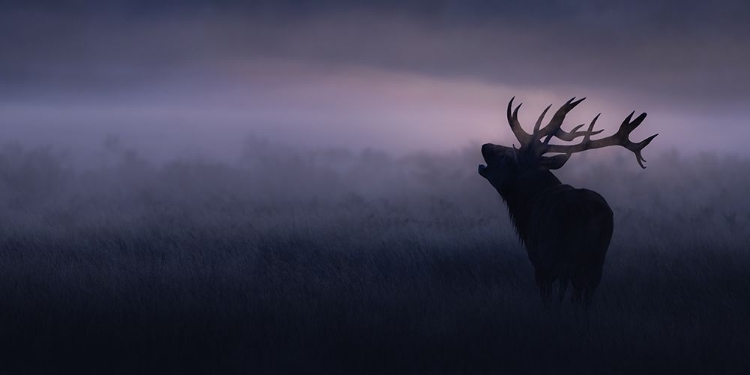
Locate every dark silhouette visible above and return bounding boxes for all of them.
[478,97,657,305]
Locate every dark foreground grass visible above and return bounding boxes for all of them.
[0,144,749,373]
[2,212,749,374]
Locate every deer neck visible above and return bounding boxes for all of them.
[499,170,563,244]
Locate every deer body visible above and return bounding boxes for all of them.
[479,97,655,305]
[497,166,613,302]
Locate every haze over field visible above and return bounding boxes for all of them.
[2,1,750,373]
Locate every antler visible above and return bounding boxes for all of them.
[507,97,532,147]
[504,97,658,169]
[532,97,603,143]
[542,111,659,169]
[506,97,603,149]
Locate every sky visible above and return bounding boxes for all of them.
[1,0,749,160]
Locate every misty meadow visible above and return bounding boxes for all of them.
[1,139,748,374]
[4,0,750,373]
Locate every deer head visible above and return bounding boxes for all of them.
[478,97,658,192]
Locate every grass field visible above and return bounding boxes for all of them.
[1,142,749,374]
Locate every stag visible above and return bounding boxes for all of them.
[478,97,657,305]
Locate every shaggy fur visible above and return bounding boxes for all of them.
[479,143,613,304]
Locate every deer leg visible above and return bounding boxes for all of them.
[582,289,594,309]
[571,283,589,307]
[582,267,603,308]
[535,269,553,300]
[558,277,568,302]
[570,272,585,304]
[571,265,602,306]
[537,281,548,300]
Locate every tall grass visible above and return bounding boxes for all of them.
[0,141,748,374]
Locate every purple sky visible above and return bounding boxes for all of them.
[2,2,748,160]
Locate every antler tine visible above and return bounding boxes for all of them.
[535,97,585,138]
[544,122,604,143]
[541,114,600,154]
[631,134,659,168]
[533,104,552,135]
[587,115,599,138]
[617,112,656,168]
[532,97,602,143]
[507,97,532,147]
[554,125,604,141]
[543,112,658,168]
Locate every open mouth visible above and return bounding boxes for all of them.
[478,164,487,176]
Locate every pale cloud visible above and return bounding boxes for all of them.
[0,4,747,158]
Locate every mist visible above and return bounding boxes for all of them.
[2,136,749,372]
[2,2,750,373]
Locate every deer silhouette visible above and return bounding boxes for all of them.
[478,97,657,305]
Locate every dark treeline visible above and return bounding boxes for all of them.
[1,140,749,373]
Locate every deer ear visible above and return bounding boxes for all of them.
[538,154,571,170]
